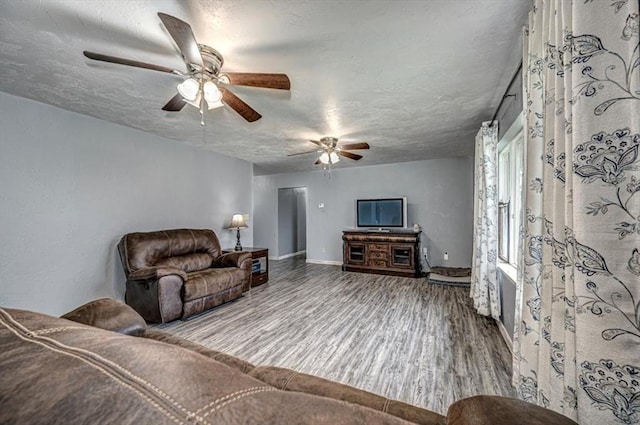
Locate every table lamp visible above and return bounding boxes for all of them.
[229,214,248,251]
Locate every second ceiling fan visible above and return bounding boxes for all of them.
[288,137,370,166]
[83,12,290,123]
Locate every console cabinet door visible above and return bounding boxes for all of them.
[346,243,366,265]
[390,244,414,269]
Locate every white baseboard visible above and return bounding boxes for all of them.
[276,250,307,260]
[496,318,513,355]
[305,259,343,266]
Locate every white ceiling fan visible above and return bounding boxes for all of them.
[288,137,370,167]
[83,13,291,125]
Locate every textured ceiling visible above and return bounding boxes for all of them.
[0,0,529,175]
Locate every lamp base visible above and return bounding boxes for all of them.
[235,228,242,251]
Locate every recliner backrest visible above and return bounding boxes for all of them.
[118,229,222,275]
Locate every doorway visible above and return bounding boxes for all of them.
[277,187,307,259]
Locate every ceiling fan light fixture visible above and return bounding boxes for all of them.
[329,152,340,163]
[206,99,225,110]
[203,81,224,110]
[177,78,199,101]
[203,81,222,101]
[319,152,330,165]
[184,92,202,108]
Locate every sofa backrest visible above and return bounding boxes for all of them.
[1,307,417,425]
[118,229,222,275]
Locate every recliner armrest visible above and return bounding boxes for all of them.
[447,396,578,425]
[212,251,251,269]
[128,266,187,281]
[61,298,147,335]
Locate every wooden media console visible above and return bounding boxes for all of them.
[342,230,421,277]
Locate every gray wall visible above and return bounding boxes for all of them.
[254,158,474,266]
[277,187,307,257]
[0,92,253,316]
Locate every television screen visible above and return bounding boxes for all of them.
[356,198,405,228]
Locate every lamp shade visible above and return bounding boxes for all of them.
[229,214,248,229]
[329,151,340,163]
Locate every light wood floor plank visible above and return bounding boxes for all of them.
[154,256,515,415]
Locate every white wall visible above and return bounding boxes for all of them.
[0,93,253,315]
[253,158,473,267]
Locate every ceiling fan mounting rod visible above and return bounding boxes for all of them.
[320,136,338,149]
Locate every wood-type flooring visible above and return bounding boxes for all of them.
[154,255,515,415]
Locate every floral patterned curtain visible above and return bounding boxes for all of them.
[471,122,501,320]
[513,1,639,424]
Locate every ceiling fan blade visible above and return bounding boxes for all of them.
[340,142,370,150]
[337,151,363,161]
[315,159,322,165]
[83,51,177,73]
[287,150,318,157]
[309,140,326,148]
[222,90,262,122]
[161,93,187,111]
[157,13,203,68]
[223,72,291,90]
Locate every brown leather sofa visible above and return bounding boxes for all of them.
[0,298,578,425]
[118,228,252,322]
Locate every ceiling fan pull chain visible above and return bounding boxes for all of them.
[199,79,206,126]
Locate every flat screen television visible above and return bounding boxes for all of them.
[356,197,407,228]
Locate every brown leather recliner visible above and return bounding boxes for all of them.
[118,228,251,322]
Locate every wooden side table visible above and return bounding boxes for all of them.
[224,247,269,287]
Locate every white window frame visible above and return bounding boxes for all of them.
[497,114,524,276]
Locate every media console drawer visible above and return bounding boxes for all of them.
[369,250,387,260]
[369,243,388,252]
[368,259,387,267]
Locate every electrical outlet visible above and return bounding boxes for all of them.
[422,247,428,254]
[444,252,449,261]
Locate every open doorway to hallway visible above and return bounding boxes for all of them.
[277,187,307,259]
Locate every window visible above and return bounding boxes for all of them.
[497,120,524,268]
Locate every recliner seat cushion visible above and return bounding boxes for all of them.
[183,267,247,302]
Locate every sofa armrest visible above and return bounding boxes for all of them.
[212,251,251,269]
[447,396,578,425]
[128,266,187,281]
[61,298,147,336]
